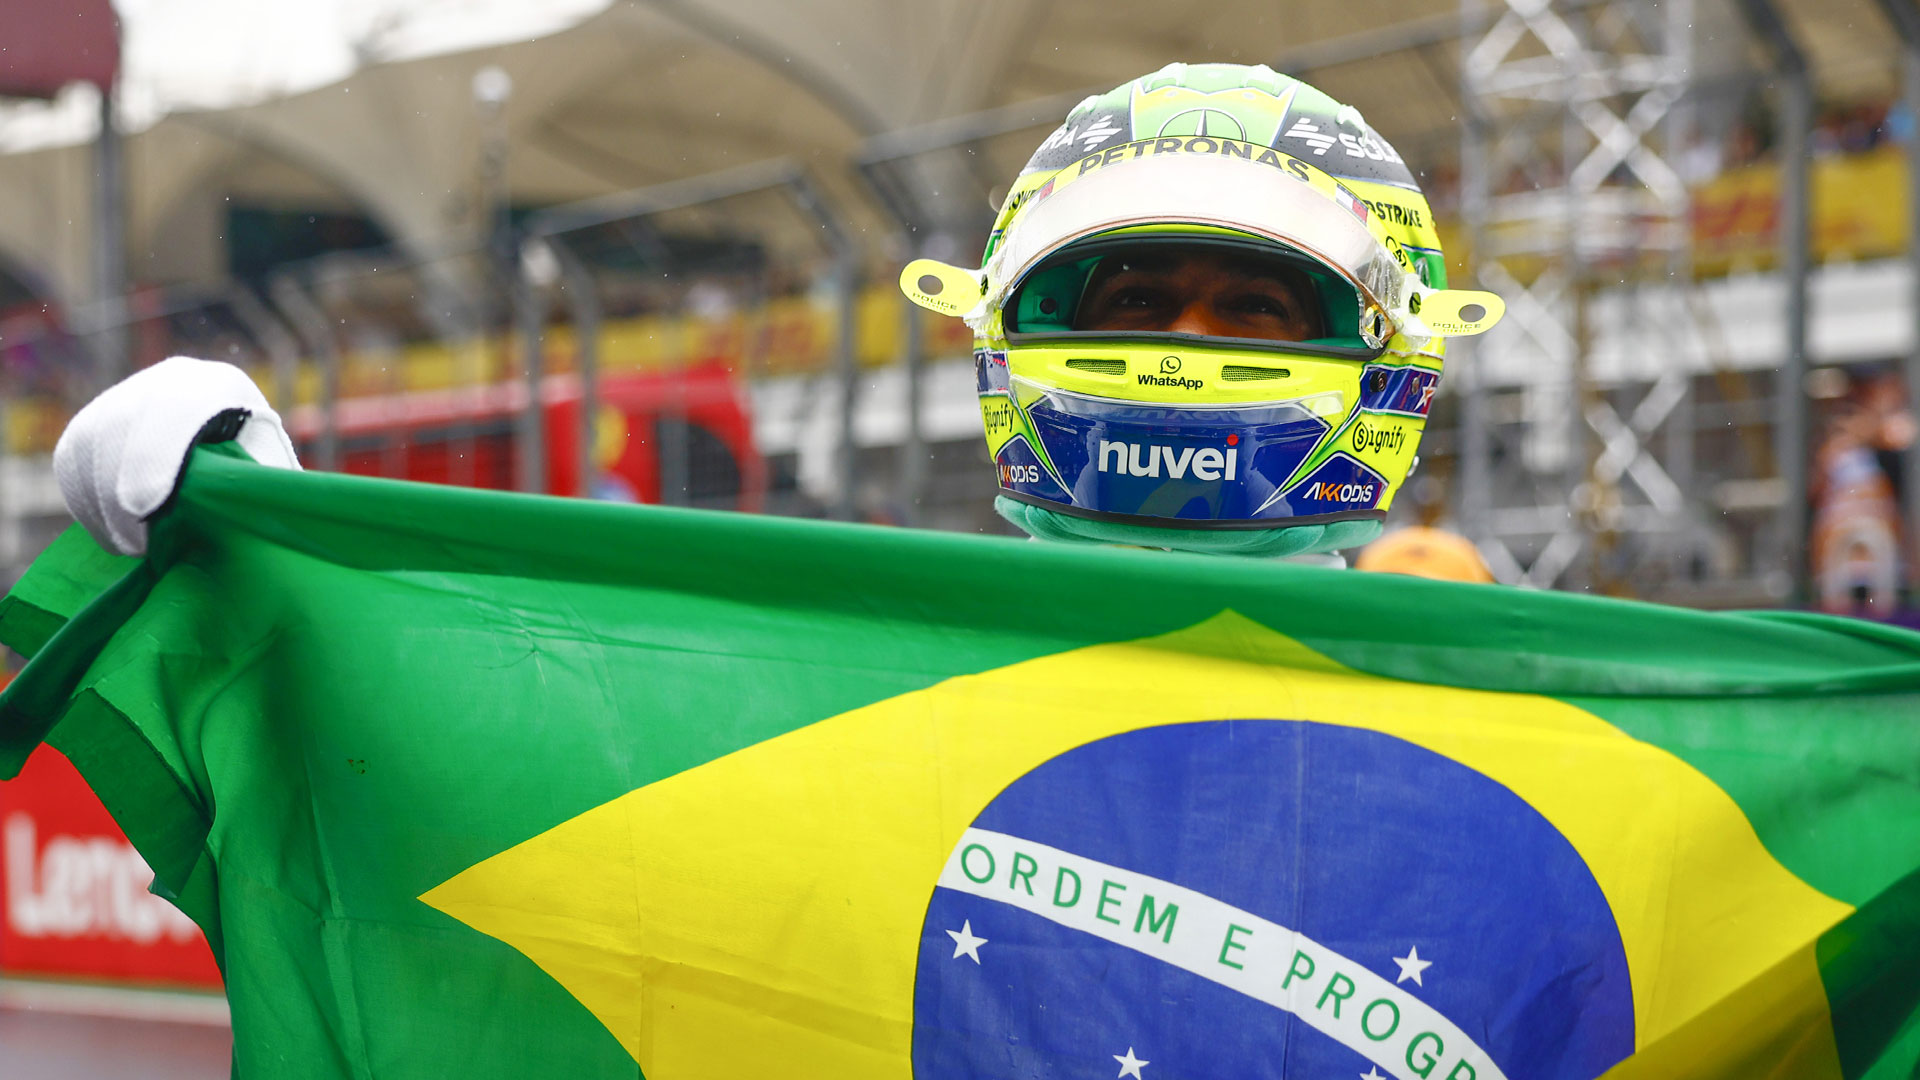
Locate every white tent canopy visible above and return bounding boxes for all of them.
[0,0,1903,309]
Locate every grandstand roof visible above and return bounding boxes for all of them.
[0,0,1906,308]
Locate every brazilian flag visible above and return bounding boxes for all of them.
[3,444,1920,1080]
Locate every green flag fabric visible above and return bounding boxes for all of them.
[4,445,1920,1080]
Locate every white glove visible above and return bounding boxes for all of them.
[54,356,301,556]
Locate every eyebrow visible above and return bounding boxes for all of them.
[1094,256,1307,291]
[1094,254,1178,277]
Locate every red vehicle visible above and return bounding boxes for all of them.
[287,362,766,507]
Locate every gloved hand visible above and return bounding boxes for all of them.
[53,356,302,556]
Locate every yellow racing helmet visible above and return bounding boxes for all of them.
[1354,526,1497,583]
[901,63,1504,556]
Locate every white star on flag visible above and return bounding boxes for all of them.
[1113,1046,1150,1078]
[1362,1068,1389,1080]
[946,920,987,963]
[1393,945,1433,986]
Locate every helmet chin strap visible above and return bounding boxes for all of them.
[995,497,1383,558]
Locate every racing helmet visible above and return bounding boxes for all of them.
[901,63,1504,556]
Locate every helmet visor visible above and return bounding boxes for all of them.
[987,148,1410,339]
[1005,234,1385,356]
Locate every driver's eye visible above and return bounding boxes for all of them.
[1232,293,1289,318]
[1109,288,1163,309]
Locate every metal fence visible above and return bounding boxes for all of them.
[0,154,1019,590]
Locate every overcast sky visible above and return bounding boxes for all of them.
[0,0,610,152]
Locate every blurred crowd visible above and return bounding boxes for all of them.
[1418,91,1917,211]
[1810,367,1919,620]
[1709,95,1913,176]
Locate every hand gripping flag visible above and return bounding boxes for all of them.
[4,444,1920,1080]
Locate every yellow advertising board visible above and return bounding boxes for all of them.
[1440,145,1913,284]
[1693,145,1910,275]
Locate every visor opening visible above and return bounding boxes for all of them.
[1006,233,1373,352]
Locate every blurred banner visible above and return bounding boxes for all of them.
[0,0,118,98]
[1431,145,1914,283]
[1693,145,1912,275]
[0,745,222,989]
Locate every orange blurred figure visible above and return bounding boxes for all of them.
[1354,527,1495,584]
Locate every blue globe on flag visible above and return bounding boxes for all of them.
[911,720,1635,1079]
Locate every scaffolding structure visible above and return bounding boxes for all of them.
[1455,0,1703,592]
[1450,0,1920,607]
